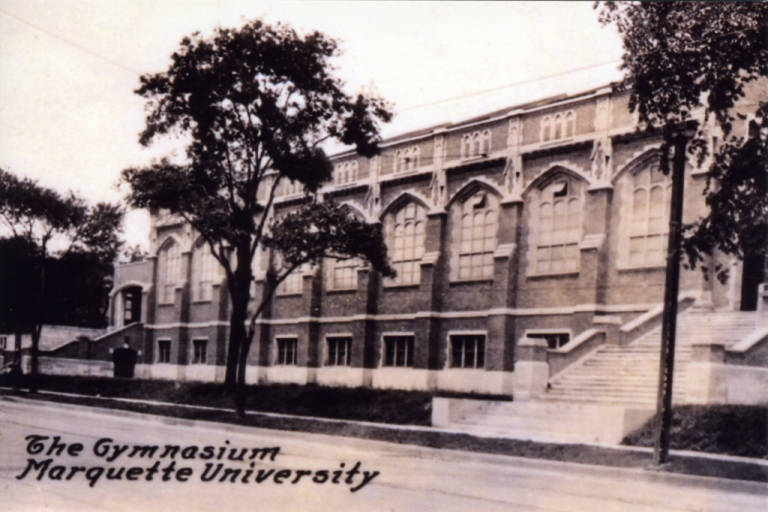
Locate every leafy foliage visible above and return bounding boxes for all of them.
[597,2,768,271]
[0,168,122,380]
[122,20,393,390]
[265,202,393,278]
[0,169,122,264]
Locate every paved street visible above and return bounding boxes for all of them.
[1,397,765,511]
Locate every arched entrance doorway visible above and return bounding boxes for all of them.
[120,286,142,325]
[740,252,767,311]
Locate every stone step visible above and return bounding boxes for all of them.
[434,398,656,444]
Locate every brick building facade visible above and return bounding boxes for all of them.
[105,82,766,394]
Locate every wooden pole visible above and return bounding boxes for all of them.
[652,134,688,466]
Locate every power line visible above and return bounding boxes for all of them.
[396,59,622,114]
[0,7,141,75]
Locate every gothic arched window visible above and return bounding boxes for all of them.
[533,176,582,274]
[629,164,671,266]
[191,241,220,302]
[453,190,498,280]
[384,202,426,285]
[157,238,181,304]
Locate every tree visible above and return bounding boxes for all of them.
[122,20,393,414]
[0,168,122,389]
[597,2,768,465]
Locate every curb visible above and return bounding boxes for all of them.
[2,391,766,495]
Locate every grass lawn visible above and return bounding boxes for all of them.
[1,374,766,483]
[623,404,768,459]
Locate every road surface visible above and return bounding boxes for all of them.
[0,397,765,511]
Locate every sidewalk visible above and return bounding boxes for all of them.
[2,387,766,489]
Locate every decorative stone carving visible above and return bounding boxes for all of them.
[364,156,381,218]
[589,136,613,185]
[507,118,522,148]
[501,153,524,201]
[429,135,447,210]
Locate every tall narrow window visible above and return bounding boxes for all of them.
[455,191,498,280]
[385,202,426,285]
[122,287,141,324]
[565,111,575,138]
[157,239,181,304]
[535,177,582,274]
[553,113,563,139]
[192,339,207,364]
[157,340,171,363]
[629,164,670,266]
[541,115,552,142]
[276,338,298,365]
[383,336,414,367]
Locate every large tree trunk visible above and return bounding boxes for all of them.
[13,331,22,389]
[234,329,254,418]
[224,244,253,391]
[29,324,41,393]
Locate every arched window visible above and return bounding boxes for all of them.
[534,176,582,274]
[565,111,575,138]
[157,238,181,304]
[384,202,426,285]
[334,161,359,184]
[461,131,491,159]
[191,241,220,302]
[629,164,670,266]
[541,116,552,142]
[461,134,472,159]
[454,190,498,280]
[553,113,563,140]
[394,146,420,173]
[541,111,575,142]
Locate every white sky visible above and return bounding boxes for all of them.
[0,1,624,248]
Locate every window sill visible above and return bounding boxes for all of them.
[380,365,415,369]
[192,299,213,304]
[157,302,176,307]
[526,270,580,279]
[382,282,421,289]
[323,364,354,368]
[276,292,303,297]
[325,287,358,295]
[617,264,666,272]
[449,278,493,285]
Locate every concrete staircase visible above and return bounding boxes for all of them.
[546,310,767,406]
[433,309,767,445]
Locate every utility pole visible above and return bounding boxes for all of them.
[653,133,688,466]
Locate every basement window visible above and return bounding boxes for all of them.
[157,340,171,363]
[527,332,570,350]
